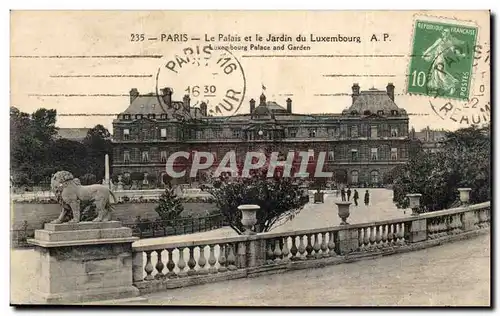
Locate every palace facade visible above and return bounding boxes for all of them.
[111,83,412,186]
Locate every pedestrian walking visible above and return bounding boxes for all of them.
[341,187,346,201]
[364,190,370,206]
[347,187,352,201]
[353,189,359,206]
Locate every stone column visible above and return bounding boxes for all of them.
[28,221,140,304]
[104,154,110,188]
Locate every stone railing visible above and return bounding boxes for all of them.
[131,198,490,294]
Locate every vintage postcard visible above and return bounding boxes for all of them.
[10,10,491,306]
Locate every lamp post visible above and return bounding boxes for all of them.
[406,193,422,216]
[457,188,472,205]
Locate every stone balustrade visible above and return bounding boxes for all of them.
[131,200,490,294]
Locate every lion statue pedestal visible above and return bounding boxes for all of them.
[27,171,143,304]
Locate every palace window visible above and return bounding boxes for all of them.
[160,114,167,119]
[351,126,358,138]
[371,148,378,160]
[351,170,359,184]
[160,128,167,140]
[371,125,378,138]
[391,127,399,137]
[377,110,384,116]
[135,114,143,120]
[288,128,298,138]
[123,129,130,140]
[328,151,335,162]
[123,114,131,120]
[148,114,156,119]
[371,170,380,184]
[141,151,150,162]
[160,151,167,163]
[390,148,398,160]
[309,129,316,138]
[123,150,130,163]
[351,149,359,161]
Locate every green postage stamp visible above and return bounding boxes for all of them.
[407,19,478,101]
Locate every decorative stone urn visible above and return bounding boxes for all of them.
[457,188,472,205]
[336,202,352,225]
[406,193,422,215]
[238,204,260,235]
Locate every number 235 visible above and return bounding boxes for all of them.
[130,34,145,42]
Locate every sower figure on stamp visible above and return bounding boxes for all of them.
[422,28,466,96]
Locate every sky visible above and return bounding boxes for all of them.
[10,11,490,133]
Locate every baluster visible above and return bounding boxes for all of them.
[198,245,208,275]
[313,233,321,258]
[381,225,388,247]
[375,225,382,248]
[227,243,237,271]
[154,249,165,279]
[282,237,290,262]
[273,239,283,262]
[208,244,217,274]
[427,220,435,239]
[440,217,448,236]
[144,250,154,281]
[397,223,405,245]
[358,228,364,251]
[165,248,177,278]
[369,226,376,249]
[305,234,314,258]
[187,246,197,276]
[177,247,187,277]
[363,227,370,251]
[266,240,275,263]
[328,231,336,256]
[387,224,395,247]
[474,210,481,228]
[298,235,306,259]
[218,244,227,272]
[290,236,299,261]
[320,232,328,257]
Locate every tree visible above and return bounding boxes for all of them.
[155,188,184,222]
[393,124,490,212]
[207,169,308,234]
[83,125,112,181]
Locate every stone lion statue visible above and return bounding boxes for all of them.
[50,171,117,224]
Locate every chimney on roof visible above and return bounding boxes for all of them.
[250,98,256,114]
[200,102,208,116]
[130,88,139,104]
[183,94,191,111]
[386,83,395,101]
[161,87,173,107]
[352,83,360,104]
[286,98,292,113]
